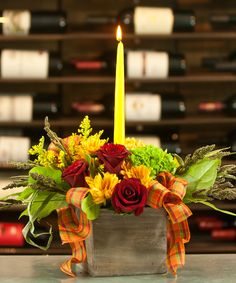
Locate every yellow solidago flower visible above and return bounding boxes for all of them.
[121,164,153,189]
[85,172,119,204]
[125,137,145,150]
[81,132,107,155]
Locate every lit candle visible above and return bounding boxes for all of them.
[114,25,125,144]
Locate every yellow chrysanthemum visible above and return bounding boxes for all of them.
[81,132,107,155]
[125,137,145,150]
[85,172,119,204]
[121,164,153,189]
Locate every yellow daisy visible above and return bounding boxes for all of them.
[85,172,119,204]
[81,132,107,155]
[121,164,153,189]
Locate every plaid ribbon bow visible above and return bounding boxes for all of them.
[147,171,192,275]
[57,187,91,277]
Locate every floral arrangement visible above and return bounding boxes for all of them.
[1,116,236,277]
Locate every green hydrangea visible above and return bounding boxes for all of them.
[130,145,177,177]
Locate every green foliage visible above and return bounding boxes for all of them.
[81,193,100,220]
[130,145,176,177]
[22,190,67,250]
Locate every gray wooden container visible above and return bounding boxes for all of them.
[84,208,167,277]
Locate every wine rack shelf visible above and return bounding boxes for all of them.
[0,74,236,84]
[0,117,236,128]
[2,32,236,41]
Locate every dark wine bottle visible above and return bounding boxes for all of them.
[202,51,236,73]
[0,94,60,121]
[85,6,195,34]
[0,50,63,78]
[0,10,67,35]
[211,229,236,241]
[196,216,236,231]
[71,93,186,120]
[198,95,236,116]
[210,14,236,29]
[72,50,186,77]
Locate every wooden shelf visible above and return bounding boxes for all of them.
[0,246,70,255]
[0,117,236,128]
[0,74,235,84]
[1,32,236,41]
[186,240,236,254]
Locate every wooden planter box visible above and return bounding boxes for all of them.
[84,208,167,277]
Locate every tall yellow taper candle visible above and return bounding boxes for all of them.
[114,25,125,144]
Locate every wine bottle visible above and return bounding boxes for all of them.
[211,229,236,241]
[0,136,30,162]
[71,93,186,120]
[196,216,236,231]
[72,50,186,77]
[0,10,67,35]
[202,52,236,73]
[0,223,24,247]
[0,49,63,78]
[85,7,196,34]
[0,94,60,121]
[198,94,236,116]
[210,14,236,29]
[125,93,186,121]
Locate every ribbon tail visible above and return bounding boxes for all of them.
[57,188,91,277]
[167,219,191,275]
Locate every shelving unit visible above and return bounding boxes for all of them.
[0,0,236,256]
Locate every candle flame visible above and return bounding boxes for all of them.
[116,25,122,41]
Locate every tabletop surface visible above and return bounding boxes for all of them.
[0,254,235,283]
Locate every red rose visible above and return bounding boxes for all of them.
[111,178,148,216]
[96,143,129,174]
[62,160,89,187]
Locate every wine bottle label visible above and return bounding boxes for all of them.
[134,7,174,34]
[74,61,105,70]
[0,136,30,162]
[13,95,33,121]
[127,51,169,78]
[126,93,161,121]
[0,96,12,121]
[1,50,49,78]
[2,10,31,35]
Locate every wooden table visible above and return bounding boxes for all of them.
[0,254,235,282]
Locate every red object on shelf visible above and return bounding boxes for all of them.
[212,229,236,241]
[0,222,24,247]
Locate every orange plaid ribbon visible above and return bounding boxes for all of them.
[57,187,91,277]
[147,172,192,275]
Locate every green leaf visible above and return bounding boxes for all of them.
[22,189,67,250]
[81,193,100,220]
[181,158,220,200]
[17,187,35,201]
[196,200,236,217]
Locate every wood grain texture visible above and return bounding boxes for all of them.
[85,208,167,277]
